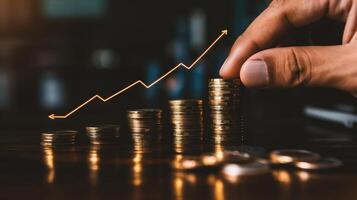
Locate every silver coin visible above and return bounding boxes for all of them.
[222,161,270,177]
[172,156,203,170]
[294,158,343,170]
[270,149,321,164]
[221,151,253,163]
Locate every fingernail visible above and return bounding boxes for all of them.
[241,60,269,88]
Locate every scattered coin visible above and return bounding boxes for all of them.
[294,158,343,171]
[232,145,267,157]
[219,150,254,164]
[222,161,270,177]
[270,149,321,164]
[173,156,203,171]
[172,153,222,171]
[201,154,221,166]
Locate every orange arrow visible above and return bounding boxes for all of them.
[49,30,228,120]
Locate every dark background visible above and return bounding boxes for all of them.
[0,2,357,199]
[0,0,355,130]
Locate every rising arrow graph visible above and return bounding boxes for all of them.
[49,30,228,120]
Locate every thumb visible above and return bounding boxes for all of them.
[240,46,332,88]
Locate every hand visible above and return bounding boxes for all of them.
[220,0,357,95]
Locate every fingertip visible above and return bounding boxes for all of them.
[219,55,244,79]
[219,59,228,77]
[219,59,236,79]
[219,70,235,79]
[219,65,232,79]
[219,68,228,78]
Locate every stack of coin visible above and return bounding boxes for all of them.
[41,130,77,146]
[127,109,163,152]
[169,99,204,153]
[127,109,163,134]
[85,124,120,145]
[208,78,242,145]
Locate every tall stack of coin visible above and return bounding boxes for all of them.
[169,100,204,153]
[127,109,163,152]
[41,130,77,146]
[208,79,242,146]
[85,124,120,145]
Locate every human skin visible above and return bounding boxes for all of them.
[220,0,357,96]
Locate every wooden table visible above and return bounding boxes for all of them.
[0,120,356,200]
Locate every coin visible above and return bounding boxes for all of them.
[201,154,221,166]
[169,99,203,105]
[128,109,162,117]
[220,150,254,163]
[41,130,78,146]
[172,154,223,171]
[85,124,120,145]
[294,158,343,170]
[127,109,163,152]
[86,124,120,133]
[169,99,204,153]
[127,108,163,152]
[232,145,267,157]
[222,161,270,177]
[270,149,321,164]
[208,78,242,144]
[41,130,77,137]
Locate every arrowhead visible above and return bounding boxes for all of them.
[48,114,55,120]
[222,29,228,35]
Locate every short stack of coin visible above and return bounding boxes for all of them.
[169,99,204,153]
[85,124,120,145]
[208,79,242,145]
[41,130,78,146]
[127,109,163,134]
[127,109,163,152]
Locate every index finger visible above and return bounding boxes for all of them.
[220,0,327,78]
